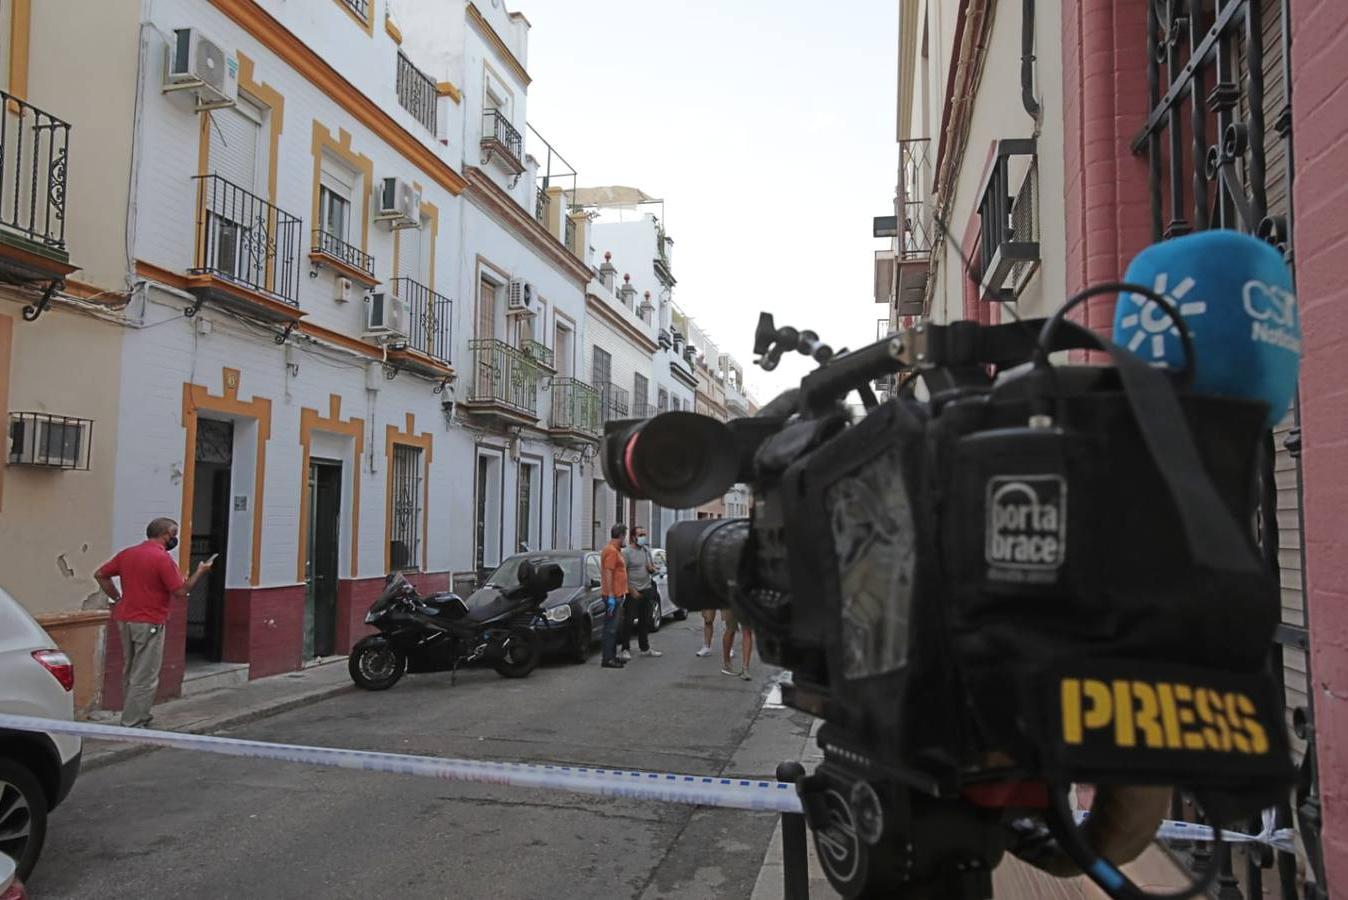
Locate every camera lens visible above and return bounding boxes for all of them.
[666,517,750,611]
[602,412,739,509]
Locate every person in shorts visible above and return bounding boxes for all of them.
[721,605,753,681]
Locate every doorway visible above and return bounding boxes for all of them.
[187,418,233,662]
[305,460,342,659]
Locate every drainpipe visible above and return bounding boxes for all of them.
[1021,0,1041,120]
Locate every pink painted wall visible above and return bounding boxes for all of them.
[1061,0,1152,330]
[1291,0,1348,888]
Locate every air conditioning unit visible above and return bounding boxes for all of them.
[334,277,353,303]
[366,291,409,339]
[377,177,421,228]
[8,414,90,469]
[164,28,239,109]
[507,279,535,315]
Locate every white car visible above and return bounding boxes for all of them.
[650,548,688,626]
[0,588,81,881]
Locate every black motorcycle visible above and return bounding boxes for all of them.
[348,561,563,691]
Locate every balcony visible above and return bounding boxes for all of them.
[631,401,656,419]
[597,382,630,422]
[521,338,554,369]
[481,109,525,178]
[0,91,75,288]
[548,377,601,445]
[463,338,540,423]
[396,52,438,134]
[387,277,453,378]
[310,228,378,287]
[187,174,304,324]
[977,139,1040,301]
[654,224,674,286]
[897,139,934,261]
[535,185,549,225]
[876,317,892,341]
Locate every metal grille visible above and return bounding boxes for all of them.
[193,175,302,305]
[396,53,438,134]
[468,339,540,415]
[0,91,70,255]
[597,382,630,422]
[897,138,932,259]
[522,338,554,368]
[482,109,523,163]
[1135,3,1317,897]
[312,227,374,277]
[339,0,369,19]
[564,215,577,252]
[392,277,452,363]
[549,378,601,436]
[390,444,422,571]
[535,186,549,224]
[975,139,1039,301]
[7,412,92,470]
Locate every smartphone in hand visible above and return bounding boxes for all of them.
[205,553,219,567]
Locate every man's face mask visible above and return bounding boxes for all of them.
[165,536,179,552]
[637,536,648,547]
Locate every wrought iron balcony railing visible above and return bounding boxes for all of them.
[535,185,548,224]
[521,338,554,368]
[550,377,601,436]
[597,381,630,422]
[481,109,524,170]
[192,174,302,305]
[0,91,71,257]
[876,317,892,341]
[468,338,540,416]
[339,0,370,19]
[396,52,437,134]
[312,228,375,279]
[631,401,656,419]
[391,277,452,363]
[564,215,576,253]
[898,138,934,260]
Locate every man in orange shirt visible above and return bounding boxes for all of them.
[599,523,629,669]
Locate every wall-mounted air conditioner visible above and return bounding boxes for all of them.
[365,291,409,339]
[376,177,421,229]
[164,28,239,110]
[507,279,535,316]
[334,277,353,303]
[8,413,93,470]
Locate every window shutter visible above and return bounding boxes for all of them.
[398,224,424,282]
[208,104,261,191]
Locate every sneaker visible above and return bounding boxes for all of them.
[696,646,712,657]
[722,667,738,677]
[641,649,663,658]
[602,659,625,669]
[739,670,752,682]
[619,649,633,661]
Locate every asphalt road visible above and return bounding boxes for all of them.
[33,619,812,899]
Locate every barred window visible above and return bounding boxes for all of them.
[390,444,423,571]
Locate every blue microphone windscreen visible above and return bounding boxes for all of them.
[1114,230,1300,428]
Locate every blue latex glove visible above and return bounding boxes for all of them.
[605,596,617,615]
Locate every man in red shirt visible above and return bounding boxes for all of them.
[95,518,213,727]
[599,523,629,669]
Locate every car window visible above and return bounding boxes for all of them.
[584,554,600,586]
[486,554,583,588]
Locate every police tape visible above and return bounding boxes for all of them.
[1076,810,1297,854]
[0,714,803,814]
[0,713,1300,851]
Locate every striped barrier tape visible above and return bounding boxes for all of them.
[0,714,1299,851]
[0,714,802,814]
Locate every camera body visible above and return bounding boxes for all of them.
[605,316,1293,899]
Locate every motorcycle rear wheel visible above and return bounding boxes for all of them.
[349,644,406,690]
[494,628,542,678]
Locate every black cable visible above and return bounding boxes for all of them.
[1045,785,1221,900]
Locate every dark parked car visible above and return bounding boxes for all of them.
[467,551,610,662]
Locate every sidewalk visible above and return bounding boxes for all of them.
[750,720,1191,900]
[82,658,353,770]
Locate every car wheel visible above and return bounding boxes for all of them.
[0,757,48,882]
[648,595,663,633]
[572,616,593,664]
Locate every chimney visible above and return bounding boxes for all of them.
[617,273,637,309]
[599,251,617,291]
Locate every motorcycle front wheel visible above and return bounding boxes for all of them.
[349,643,406,690]
[493,628,542,679]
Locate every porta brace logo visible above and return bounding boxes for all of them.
[985,475,1067,571]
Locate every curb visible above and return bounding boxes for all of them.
[81,681,355,773]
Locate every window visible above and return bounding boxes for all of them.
[584,554,600,587]
[554,321,574,378]
[553,465,573,549]
[478,275,499,340]
[398,215,427,283]
[390,444,423,571]
[516,460,540,554]
[657,387,669,413]
[475,451,504,571]
[205,100,264,280]
[592,347,611,388]
[319,187,350,244]
[634,374,649,415]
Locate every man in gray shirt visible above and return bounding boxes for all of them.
[619,526,663,660]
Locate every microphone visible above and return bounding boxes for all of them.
[1113,230,1300,428]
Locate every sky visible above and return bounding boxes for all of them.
[519,0,899,403]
